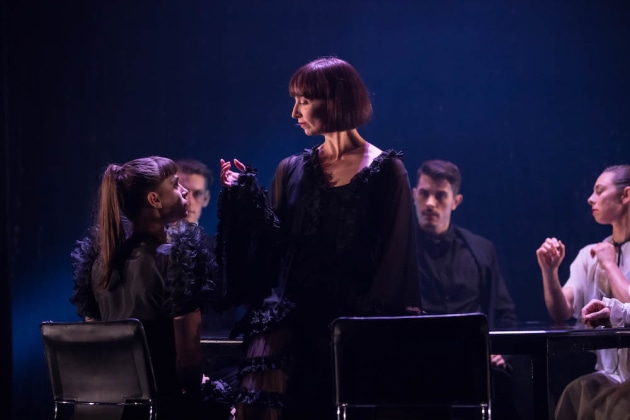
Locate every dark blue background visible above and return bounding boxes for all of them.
[5,1,629,418]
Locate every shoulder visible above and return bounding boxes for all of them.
[455,226,494,249]
[277,148,312,171]
[166,222,214,252]
[371,147,408,179]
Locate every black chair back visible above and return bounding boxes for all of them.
[40,318,157,420]
[331,313,491,419]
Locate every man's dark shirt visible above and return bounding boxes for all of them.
[416,224,517,329]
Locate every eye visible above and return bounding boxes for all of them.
[436,192,447,201]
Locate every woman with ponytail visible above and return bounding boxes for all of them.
[70,156,223,419]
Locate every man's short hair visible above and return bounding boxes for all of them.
[175,158,214,189]
[418,160,462,195]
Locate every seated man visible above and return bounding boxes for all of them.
[412,159,521,419]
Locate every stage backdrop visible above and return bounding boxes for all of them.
[6,1,629,419]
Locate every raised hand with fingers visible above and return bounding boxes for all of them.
[536,237,566,273]
[589,242,617,269]
[219,158,246,187]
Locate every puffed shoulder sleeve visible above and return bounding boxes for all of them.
[216,164,283,306]
[163,222,223,316]
[69,233,101,320]
[602,297,630,327]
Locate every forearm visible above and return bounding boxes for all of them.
[603,263,630,303]
[542,270,573,322]
[173,311,203,394]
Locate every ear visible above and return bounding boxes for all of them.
[622,186,630,205]
[412,187,418,199]
[452,194,463,210]
[202,190,211,208]
[147,192,162,209]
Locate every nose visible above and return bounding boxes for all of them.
[425,195,437,208]
[291,102,300,119]
[587,193,595,206]
[181,186,189,199]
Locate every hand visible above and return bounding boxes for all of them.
[491,354,507,369]
[220,158,246,187]
[582,298,612,328]
[536,237,566,273]
[590,242,617,270]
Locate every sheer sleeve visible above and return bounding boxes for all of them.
[216,165,283,307]
[368,156,420,314]
[69,232,101,320]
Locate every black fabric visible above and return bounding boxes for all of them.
[217,147,420,413]
[417,224,517,329]
[69,221,221,419]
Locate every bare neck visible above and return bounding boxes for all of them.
[133,213,167,243]
[612,211,630,243]
[320,129,366,160]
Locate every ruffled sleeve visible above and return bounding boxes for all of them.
[160,222,223,316]
[69,232,101,320]
[216,166,282,307]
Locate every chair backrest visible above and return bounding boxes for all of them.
[40,318,157,418]
[331,313,491,410]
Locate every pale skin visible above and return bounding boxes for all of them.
[581,299,611,327]
[537,171,630,323]
[221,97,381,187]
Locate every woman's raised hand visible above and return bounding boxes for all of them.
[220,158,247,187]
[536,237,566,273]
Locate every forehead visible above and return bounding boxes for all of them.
[417,174,454,193]
[594,171,616,189]
[177,172,206,189]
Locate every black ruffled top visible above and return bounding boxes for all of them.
[69,221,221,406]
[70,221,220,321]
[217,146,419,338]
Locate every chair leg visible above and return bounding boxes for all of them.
[336,404,347,420]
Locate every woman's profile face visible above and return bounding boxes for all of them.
[155,175,188,224]
[291,96,326,136]
[588,171,626,225]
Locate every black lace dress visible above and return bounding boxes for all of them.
[217,147,420,419]
[70,222,225,419]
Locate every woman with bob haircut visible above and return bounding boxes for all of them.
[70,156,223,420]
[218,57,420,419]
